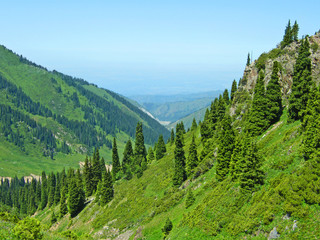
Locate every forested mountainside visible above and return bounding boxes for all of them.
[1,22,320,240]
[0,45,169,176]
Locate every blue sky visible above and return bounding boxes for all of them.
[1,1,319,96]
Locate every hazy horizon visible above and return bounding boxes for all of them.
[1,1,319,96]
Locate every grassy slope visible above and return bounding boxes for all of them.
[35,110,320,239]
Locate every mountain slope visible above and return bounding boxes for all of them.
[0,45,169,177]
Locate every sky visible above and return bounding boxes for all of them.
[1,0,319,96]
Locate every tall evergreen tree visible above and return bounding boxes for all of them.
[68,176,84,218]
[47,172,56,207]
[112,138,121,181]
[53,172,61,205]
[288,37,312,122]
[292,20,299,41]
[281,20,292,48]
[223,89,230,104]
[83,156,94,197]
[185,188,195,209]
[170,129,175,145]
[122,140,133,180]
[266,61,283,125]
[173,132,186,186]
[156,135,166,160]
[100,170,114,205]
[216,114,235,181]
[91,148,102,191]
[246,53,251,66]
[191,118,197,131]
[186,135,198,176]
[134,122,147,175]
[246,70,269,136]
[39,171,47,210]
[231,79,237,102]
[147,147,155,163]
[59,187,68,218]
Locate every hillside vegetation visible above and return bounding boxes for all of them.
[0,46,169,177]
[1,22,320,240]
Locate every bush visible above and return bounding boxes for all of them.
[13,217,43,240]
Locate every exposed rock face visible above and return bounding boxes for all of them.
[238,32,320,103]
[268,227,280,239]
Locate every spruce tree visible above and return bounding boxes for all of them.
[112,138,121,181]
[292,20,299,41]
[281,20,292,48]
[173,132,186,186]
[39,171,47,210]
[83,156,94,197]
[47,172,56,207]
[68,174,85,218]
[223,89,230,105]
[59,187,68,218]
[147,147,155,163]
[231,79,237,101]
[229,136,244,181]
[216,114,235,181]
[186,135,198,176]
[266,61,283,125]
[246,53,251,66]
[156,135,166,160]
[288,37,312,122]
[53,172,61,205]
[134,122,147,175]
[185,188,195,209]
[122,140,133,175]
[170,129,175,145]
[91,148,102,191]
[100,170,114,205]
[246,70,269,136]
[191,118,197,131]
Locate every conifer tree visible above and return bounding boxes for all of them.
[68,174,85,218]
[191,118,197,131]
[147,147,155,163]
[59,187,68,218]
[112,138,121,181]
[281,20,292,48]
[186,135,198,176]
[173,132,186,186]
[200,108,211,142]
[162,218,173,239]
[231,79,237,101]
[39,171,47,210]
[288,37,312,122]
[216,114,235,181]
[246,70,269,136]
[134,122,147,175]
[47,172,56,207]
[292,20,299,41]
[100,170,114,205]
[185,188,195,209]
[216,95,226,121]
[229,136,244,181]
[170,129,175,145]
[83,156,94,197]
[223,89,230,104]
[156,135,166,160]
[266,61,283,125]
[246,53,251,66]
[53,172,61,205]
[122,140,133,174]
[100,157,106,177]
[91,148,102,190]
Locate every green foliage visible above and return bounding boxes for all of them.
[311,42,319,53]
[147,146,155,163]
[162,218,173,239]
[100,170,114,206]
[246,53,250,66]
[50,211,57,226]
[156,135,166,160]
[134,122,147,175]
[255,52,268,71]
[13,217,43,240]
[170,129,175,145]
[185,189,195,209]
[111,138,121,181]
[68,177,85,218]
[59,188,68,218]
[266,61,283,125]
[186,135,198,176]
[288,37,313,122]
[230,79,237,102]
[173,132,186,186]
[190,118,197,131]
[122,140,133,179]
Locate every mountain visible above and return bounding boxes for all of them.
[1,25,320,240]
[0,45,169,177]
[130,91,222,123]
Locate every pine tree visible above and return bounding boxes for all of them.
[68,174,85,218]
[231,79,237,102]
[216,114,235,181]
[170,129,175,145]
[173,132,186,186]
[266,61,283,125]
[229,136,244,181]
[122,140,133,177]
[292,20,299,41]
[156,135,166,160]
[246,53,251,66]
[246,70,269,136]
[100,170,114,205]
[216,95,226,121]
[47,172,56,207]
[39,171,47,210]
[50,211,57,226]
[239,140,264,193]
[185,188,195,209]
[134,122,147,176]
[191,118,197,131]
[53,172,61,205]
[83,156,94,197]
[281,20,292,48]
[112,138,121,181]
[223,89,230,105]
[186,135,198,176]
[147,147,155,163]
[100,157,106,177]
[59,187,68,218]
[288,37,312,122]
[91,148,102,191]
